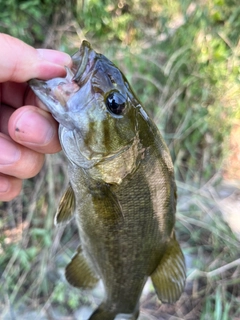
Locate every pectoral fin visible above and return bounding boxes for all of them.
[151,234,186,303]
[65,246,99,289]
[54,184,75,225]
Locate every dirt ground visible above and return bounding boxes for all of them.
[223,121,240,180]
[221,121,240,239]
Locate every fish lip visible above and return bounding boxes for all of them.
[28,78,60,112]
[29,78,49,94]
[28,72,77,130]
[28,41,97,129]
[72,40,96,84]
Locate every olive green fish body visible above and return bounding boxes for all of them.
[29,41,186,320]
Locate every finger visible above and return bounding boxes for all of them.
[0,174,22,202]
[8,106,61,154]
[0,33,71,82]
[1,82,48,112]
[0,133,45,179]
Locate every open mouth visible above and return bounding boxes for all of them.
[72,40,97,84]
[28,40,97,110]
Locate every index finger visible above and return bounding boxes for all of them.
[0,33,71,83]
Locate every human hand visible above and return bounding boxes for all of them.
[0,33,72,201]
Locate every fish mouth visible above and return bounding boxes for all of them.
[72,40,96,84]
[28,70,79,128]
[28,40,97,128]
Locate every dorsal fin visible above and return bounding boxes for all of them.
[54,184,75,225]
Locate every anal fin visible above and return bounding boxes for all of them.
[65,246,99,289]
[89,304,139,320]
[54,183,75,225]
[151,234,186,303]
[89,304,115,320]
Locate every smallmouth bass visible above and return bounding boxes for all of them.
[29,41,186,320]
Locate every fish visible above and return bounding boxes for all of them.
[29,40,186,320]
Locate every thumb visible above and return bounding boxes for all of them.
[0,33,72,82]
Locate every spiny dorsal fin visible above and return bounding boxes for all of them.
[54,184,75,225]
[151,234,186,303]
[65,246,99,289]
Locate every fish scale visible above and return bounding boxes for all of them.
[29,40,186,320]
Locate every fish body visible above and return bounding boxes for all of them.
[29,41,186,320]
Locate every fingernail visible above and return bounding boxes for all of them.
[37,49,72,66]
[0,176,10,193]
[0,136,21,165]
[15,110,55,145]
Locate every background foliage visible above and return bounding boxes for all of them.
[0,1,240,319]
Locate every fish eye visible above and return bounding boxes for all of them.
[106,92,126,116]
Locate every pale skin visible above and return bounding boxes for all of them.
[0,33,72,201]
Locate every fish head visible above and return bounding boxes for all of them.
[29,41,144,168]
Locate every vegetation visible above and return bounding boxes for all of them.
[0,1,239,319]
